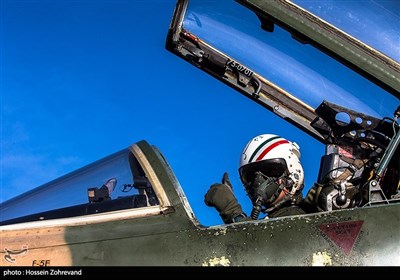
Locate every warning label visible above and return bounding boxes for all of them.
[319,220,364,255]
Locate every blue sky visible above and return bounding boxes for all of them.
[1,0,399,226]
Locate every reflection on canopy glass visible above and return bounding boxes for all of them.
[183,1,398,119]
[292,0,400,63]
[0,148,159,224]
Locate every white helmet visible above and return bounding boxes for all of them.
[239,134,304,195]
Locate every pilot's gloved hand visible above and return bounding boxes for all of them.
[304,183,323,206]
[304,187,316,205]
[205,172,245,224]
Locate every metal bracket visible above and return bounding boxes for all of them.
[365,180,389,206]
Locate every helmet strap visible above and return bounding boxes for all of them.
[264,177,286,205]
[264,195,291,214]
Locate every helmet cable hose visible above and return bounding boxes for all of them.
[251,197,263,220]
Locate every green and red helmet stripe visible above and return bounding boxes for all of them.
[248,136,289,162]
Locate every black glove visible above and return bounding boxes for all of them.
[204,172,245,224]
[301,183,323,213]
[305,183,323,205]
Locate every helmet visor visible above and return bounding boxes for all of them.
[239,158,287,185]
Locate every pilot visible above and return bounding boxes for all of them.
[205,134,306,223]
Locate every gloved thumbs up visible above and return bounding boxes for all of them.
[222,172,232,189]
[204,172,245,224]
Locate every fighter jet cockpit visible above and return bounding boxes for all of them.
[0,148,159,225]
[166,0,400,214]
[307,101,400,212]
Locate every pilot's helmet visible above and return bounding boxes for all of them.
[238,134,304,206]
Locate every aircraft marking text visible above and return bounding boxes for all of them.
[319,220,364,255]
[227,60,253,77]
[4,246,28,264]
[32,260,51,267]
